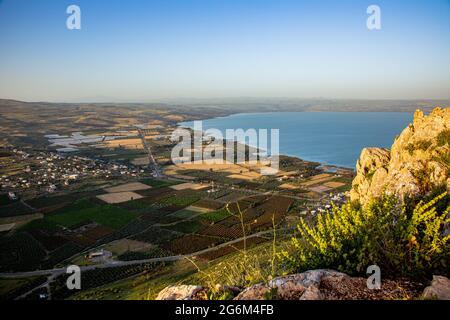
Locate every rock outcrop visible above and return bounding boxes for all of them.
[156,269,425,300]
[350,107,450,206]
[422,275,450,300]
[156,285,204,300]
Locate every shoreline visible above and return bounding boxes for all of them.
[177,113,358,171]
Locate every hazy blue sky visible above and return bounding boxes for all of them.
[0,0,449,102]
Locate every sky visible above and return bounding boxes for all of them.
[0,0,449,102]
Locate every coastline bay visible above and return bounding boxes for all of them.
[181,112,413,169]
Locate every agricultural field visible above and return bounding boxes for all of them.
[50,262,165,300]
[103,239,155,256]
[172,209,200,219]
[104,182,152,193]
[163,217,208,234]
[0,232,47,272]
[199,195,294,239]
[97,191,144,204]
[170,182,208,191]
[0,194,14,206]
[197,236,268,261]
[130,226,182,245]
[190,198,224,210]
[200,209,232,223]
[162,234,225,255]
[46,199,137,229]
[139,178,181,189]
[215,190,254,203]
[0,201,35,218]
[0,276,48,300]
[157,192,202,207]
[117,247,172,261]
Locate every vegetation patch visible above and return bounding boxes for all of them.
[0,201,34,218]
[201,209,232,223]
[169,209,198,220]
[0,276,47,300]
[157,193,201,207]
[405,139,433,155]
[46,199,137,229]
[0,232,46,272]
[162,234,224,255]
[191,199,224,210]
[198,236,268,261]
[140,178,180,189]
[0,194,14,206]
[131,226,182,244]
[281,193,450,278]
[164,218,207,234]
[51,262,164,300]
[437,129,450,147]
[117,247,172,261]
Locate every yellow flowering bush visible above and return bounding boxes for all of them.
[280,192,450,278]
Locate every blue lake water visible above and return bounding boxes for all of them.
[180,112,413,169]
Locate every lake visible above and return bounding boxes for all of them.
[180,112,413,169]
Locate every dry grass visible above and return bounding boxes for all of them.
[104,182,152,193]
[279,183,300,190]
[97,191,143,204]
[323,181,346,188]
[301,174,334,187]
[227,173,260,181]
[0,223,15,232]
[131,157,150,166]
[310,173,332,180]
[105,138,144,149]
[170,182,208,191]
[104,239,154,256]
[184,205,213,213]
[308,185,332,193]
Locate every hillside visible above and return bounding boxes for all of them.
[153,107,450,300]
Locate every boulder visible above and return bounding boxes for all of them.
[156,285,204,300]
[422,275,450,300]
[155,270,424,300]
[234,269,424,300]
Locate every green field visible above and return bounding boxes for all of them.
[19,218,60,233]
[164,218,206,234]
[0,232,46,272]
[140,178,180,188]
[0,276,47,300]
[158,194,200,207]
[169,209,198,219]
[47,199,137,229]
[201,209,231,223]
[0,194,14,206]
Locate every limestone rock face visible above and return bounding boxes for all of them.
[233,269,422,300]
[350,107,450,206]
[155,270,424,300]
[422,275,450,300]
[156,285,203,300]
[235,270,345,300]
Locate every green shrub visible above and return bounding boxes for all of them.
[405,140,433,155]
[280,193,450,278]
[416,139,433,151]
[437,129,450,147]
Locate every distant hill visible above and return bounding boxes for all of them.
[1,98,449,113]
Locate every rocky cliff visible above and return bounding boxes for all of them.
[350,107,450,206]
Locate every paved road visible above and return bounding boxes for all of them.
[0,229,287,279]
[137,128,162,178]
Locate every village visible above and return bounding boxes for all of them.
[0,147,152,200]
